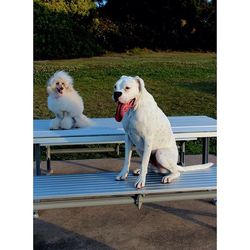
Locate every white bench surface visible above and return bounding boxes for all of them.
[33,116,216,144]
[34,165,216,200]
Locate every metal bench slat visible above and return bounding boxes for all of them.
[34,165,216,200]
[35,178,215,190]
[35,179,215,193]
[34,172,216,187]
[35,184,215,199]
[34,172,215,185]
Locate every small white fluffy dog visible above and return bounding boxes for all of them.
[113,76,213,189]
[47,71,92,130]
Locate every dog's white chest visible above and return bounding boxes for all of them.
[128,126,143,146]
[122,111,144,148]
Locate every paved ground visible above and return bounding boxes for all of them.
[34,155,217,250]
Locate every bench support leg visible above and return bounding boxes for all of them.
[202,137,209,164]
[46,146,53,175]
[116,144,120,156]
[35,144,41,176]
[135,194,145,210]
[179,141,186,166]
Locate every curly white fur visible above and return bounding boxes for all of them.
[47,71,93,130]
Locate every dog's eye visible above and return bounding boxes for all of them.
[114,86,116,90]
[125,86,130,90]
[56,82,59,85]
[62,82,64,86]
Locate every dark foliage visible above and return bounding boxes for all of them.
[34,0,103,60]
[98,0,216,52]
[34,0,216,59]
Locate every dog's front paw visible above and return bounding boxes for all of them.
[116,170,129,181]
[49,118,60,130]
[135,175,146,189]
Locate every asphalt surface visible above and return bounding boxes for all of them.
[34,155,217,250]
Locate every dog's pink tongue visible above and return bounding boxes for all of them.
[115,102,132,122]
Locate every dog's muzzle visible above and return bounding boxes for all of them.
[57,87,64,94]
[114,91,122,102]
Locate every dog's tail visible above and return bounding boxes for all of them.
[177,162,214,172]
[74,114,95,128]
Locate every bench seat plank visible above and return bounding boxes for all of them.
[34,165,216,200]
[33,116,217,142]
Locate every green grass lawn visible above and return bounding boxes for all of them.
[34,51,216,158]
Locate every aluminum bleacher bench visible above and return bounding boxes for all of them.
[33,116,217,175]
[34,165,217,210]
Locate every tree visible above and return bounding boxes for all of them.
[97,0,216,51]
[34,0,102,59]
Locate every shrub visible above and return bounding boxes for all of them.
[34,0,103,59]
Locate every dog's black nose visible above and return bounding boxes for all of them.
[114,91,122,102]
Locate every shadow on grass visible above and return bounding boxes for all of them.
[34,219,114,250]
[177,81,216,95]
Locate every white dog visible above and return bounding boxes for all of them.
[113,76,213,189]
[47,71,92,130]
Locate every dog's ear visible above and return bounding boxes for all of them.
[47,75,55,94]
[134,76,145,92]
[64,81,73,90]
[47,86,53,94]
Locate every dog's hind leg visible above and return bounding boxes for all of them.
[161,168,180,183]
[133,150,165,175]
[154,148,181,183]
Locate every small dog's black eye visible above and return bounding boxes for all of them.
[114,85,116,90]
[125,86,130,90]
[56,82,59,85]
[62,82,64,86]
